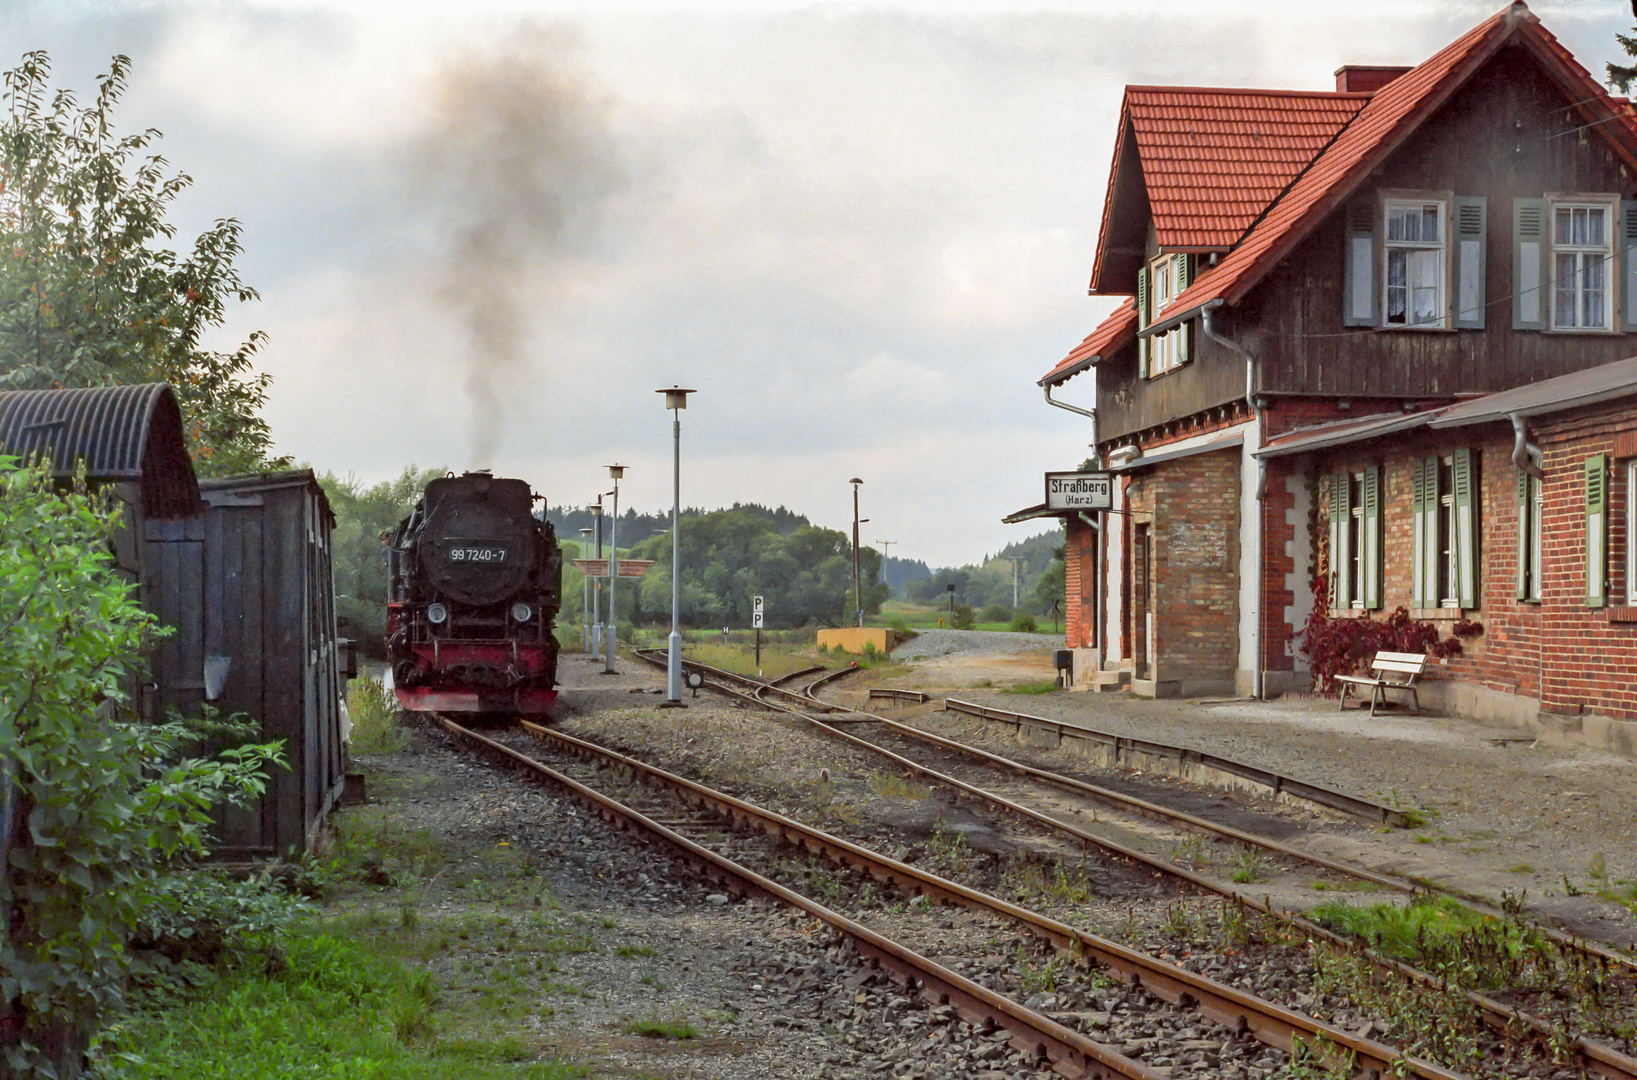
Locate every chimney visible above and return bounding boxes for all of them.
[1334,66,1413,94]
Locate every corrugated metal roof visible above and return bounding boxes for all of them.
[1129,88,1366,253]
[1255,410,1437,458]
[1108,428,1244,472]
[1158,2,1637,325]
[1040,299,1137,386]
[1430,355,1637,427]
[0,383,200,518]
[1254,355,1637,458]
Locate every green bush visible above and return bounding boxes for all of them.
[1009,614,1038,633]
[348,676,407,754]
[951,605,976,631]
[980,603,1009,624]
[0,460,286,1075]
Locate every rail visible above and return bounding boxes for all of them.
[439,715,1166,1080]
[488,715,1468,1079]
[943,698,1408,826]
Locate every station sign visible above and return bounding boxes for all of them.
[1044,470,1112,511]
[753,595,764,629]
[571,558,656,579]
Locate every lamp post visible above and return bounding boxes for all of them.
[604,466,624,674]
[657,386,696,707]
[579,527,592,652]
[849,477,863,628]
[590,497,604,656]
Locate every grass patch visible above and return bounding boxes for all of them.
[683,641,818,679]
[868,772,930,800]
[107,931,588,1079]
[1001,680,1059,695]
[623,1013,699,1040]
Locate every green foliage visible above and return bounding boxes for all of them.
[347,676,406,754]
[1000,680,1057,695]
[107,931,589,1078]
[950,605,975,631]
[319,467,444,659]
[0,460,286,1073]
[1612,28,1637,93]
[0,53,277,475]
[130,870,312,978]
[630,510,885,628]
[1008,613,1038,633]
[901,525,1062,615]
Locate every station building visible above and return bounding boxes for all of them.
[1021,2,1637,753]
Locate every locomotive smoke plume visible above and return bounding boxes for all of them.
[413,28,625,466]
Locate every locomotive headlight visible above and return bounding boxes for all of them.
[426,602,449,625]
[511,602,532,622]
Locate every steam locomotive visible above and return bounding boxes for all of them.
[387,471,563,714]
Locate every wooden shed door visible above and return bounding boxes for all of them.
[142,518,205,722]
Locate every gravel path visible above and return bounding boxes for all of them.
[868,634,1637,950]
[893,628,1066,660]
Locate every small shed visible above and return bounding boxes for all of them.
[0,385,347,858]
[144,471,347,857]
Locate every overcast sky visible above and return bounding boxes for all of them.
[2,1,1630,565]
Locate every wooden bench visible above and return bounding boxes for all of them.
[1335,651,1430,717]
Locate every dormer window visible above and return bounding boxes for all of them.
[1138,253,1192,378]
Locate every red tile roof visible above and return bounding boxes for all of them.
[1040,298,1135,386]
[1129,88,1367,252]
[1156,2,1637,327]
[1056,1,1637,385]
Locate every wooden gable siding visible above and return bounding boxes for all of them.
[1096,326,1248,442]
[1246,48,1637,399]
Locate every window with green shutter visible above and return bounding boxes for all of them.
[1516,468,1543,602]
[1587,454,1608,607]
[1327,466,1382,610]
[1412,452,1479,609]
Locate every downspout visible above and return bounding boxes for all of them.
[1201,299,1267,700]
[1043,379,1101,658]
[1511,413,1545,708]
[1043,381,1099,466]
[1510,413,1544,479]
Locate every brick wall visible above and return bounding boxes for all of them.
[1535,405,1637,720]
[1309,400,1637,722]
[1064,514,1096,649]
[1124,448,1241,681]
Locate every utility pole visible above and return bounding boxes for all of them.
[849,478,864,627]
[876,540,895,597]
[1007,556,1026,611]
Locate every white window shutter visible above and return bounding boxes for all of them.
[1342,199,1377,326]
[1622,200,1637,332]
[1452,196,1486,329]
[1513,198,1547,329]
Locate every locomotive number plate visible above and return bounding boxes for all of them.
[448,546,508,564]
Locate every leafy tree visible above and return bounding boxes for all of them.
[318,466,444,659]
[631,511,883,628]
[0,459,282,1075]
[0,52,276,475]
[1611,23,1637,92]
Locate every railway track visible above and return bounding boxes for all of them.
[627,649,1637,1078]
[438,712,1478,1080]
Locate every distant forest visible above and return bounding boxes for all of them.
[322,467,1065,650]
